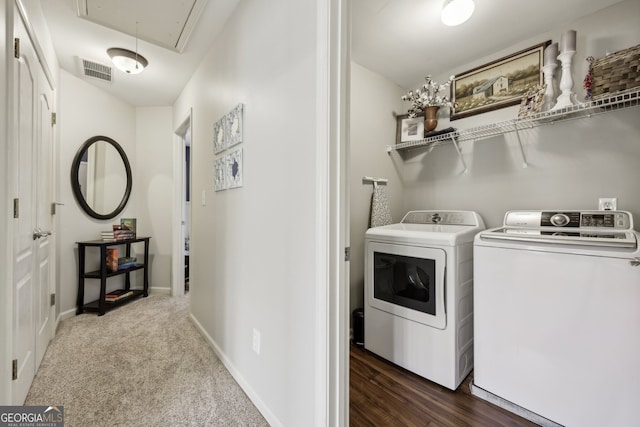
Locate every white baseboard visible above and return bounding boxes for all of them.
[149,286,171,295]
[470,382,562,427]
[188,312,282,427]
[57,307,77,325]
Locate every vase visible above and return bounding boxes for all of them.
[423,106,440,132]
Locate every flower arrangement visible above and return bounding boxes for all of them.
[401,75,455,117]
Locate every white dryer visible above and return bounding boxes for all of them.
[473,210,640,427]
[364,210,485,390]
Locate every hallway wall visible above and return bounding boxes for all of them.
[135,107,174,293]
[57,70,138,313]
[56,72,175,315]
[173,0,328,425]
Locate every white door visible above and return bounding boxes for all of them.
[35,69,54,368]
[12,12,54,404]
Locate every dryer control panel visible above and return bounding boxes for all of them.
[401,210,483,226]
[504,210,633,230]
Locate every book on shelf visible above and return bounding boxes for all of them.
[104,289,134,302]
[112,225,135,241]
[117,257,138,270]
[106,248,118,272]
[101,230,115,241]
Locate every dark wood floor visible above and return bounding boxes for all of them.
[350,343,538,427]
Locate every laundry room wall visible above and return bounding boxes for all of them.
[349,0,640,320]
[349,62,406,314]
[397,0,640,229]
[351,0,640,231]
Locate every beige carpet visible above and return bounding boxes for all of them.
[25,294,269,427]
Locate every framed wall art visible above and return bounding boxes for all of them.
[213,118,226,153]
[214,157,226,191]
[225,103,244,148]
[451,41,550,120]
[395,113,425,144]
[226,147,243,189]
[517,84,546,118]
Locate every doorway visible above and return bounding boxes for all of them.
[11,3,56,404]
[172,113,192,297]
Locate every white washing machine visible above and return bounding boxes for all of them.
[364,210,485,390]
[473,210,640,427]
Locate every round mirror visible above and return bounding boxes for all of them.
[71,136,132,220]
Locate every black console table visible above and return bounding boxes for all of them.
[76,237,150,316]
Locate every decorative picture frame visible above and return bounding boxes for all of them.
[396,113,425,144]
[451,41,550,120]
[213,119,226,153]
[226,147,243,189]
[518,84,546,118]
[225,103,244,148]
[214,157,226,191]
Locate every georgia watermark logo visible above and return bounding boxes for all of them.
[0,406,64,427]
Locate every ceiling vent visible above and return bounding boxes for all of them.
[81,58,112,82]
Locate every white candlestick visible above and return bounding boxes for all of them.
[544,42,558,66]
[541,63,558,111]
[560,30,576,53]
[551,50,577,110]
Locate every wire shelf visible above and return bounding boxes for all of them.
[388,87,640,153]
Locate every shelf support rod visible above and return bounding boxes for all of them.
[449,135,468,173]
[513,124,528,168]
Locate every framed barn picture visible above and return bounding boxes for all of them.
[450,41,550,120]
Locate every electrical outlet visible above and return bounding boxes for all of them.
[252,328,261,355]
[598,197,617,211]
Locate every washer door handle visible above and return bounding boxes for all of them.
[630,257,640,267]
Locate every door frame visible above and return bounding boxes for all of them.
[1,0,57,404]
[1,0,15,406]
[316,0,349,424]
[172,111,192,297]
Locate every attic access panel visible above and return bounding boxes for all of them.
[76,0,207,52]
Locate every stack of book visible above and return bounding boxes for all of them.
[101,230,115,241]
[118,256,137,270]
[105,289,134,303]
[113,224,135,241]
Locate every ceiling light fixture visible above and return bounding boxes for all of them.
[107,22,148,74]
[441,0,475,26]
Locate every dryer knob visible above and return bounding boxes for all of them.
[550,213,570,227]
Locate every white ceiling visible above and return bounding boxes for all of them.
[351,0,627,90]
[39,0,626,107]
[40,0,240,106]
[77,0,208,52]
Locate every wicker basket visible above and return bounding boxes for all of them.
[591,44,640,100]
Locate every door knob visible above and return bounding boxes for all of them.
[33,228,52,240]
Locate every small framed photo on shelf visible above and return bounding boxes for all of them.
[213,118,226,153]
[518,84,546,118]
[396,113,425,144]
[226,147,243,189]
[225,103,244,148]
[120,218,137,237]
[214,157,226,191]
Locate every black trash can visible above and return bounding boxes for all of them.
[352,308,364,346]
